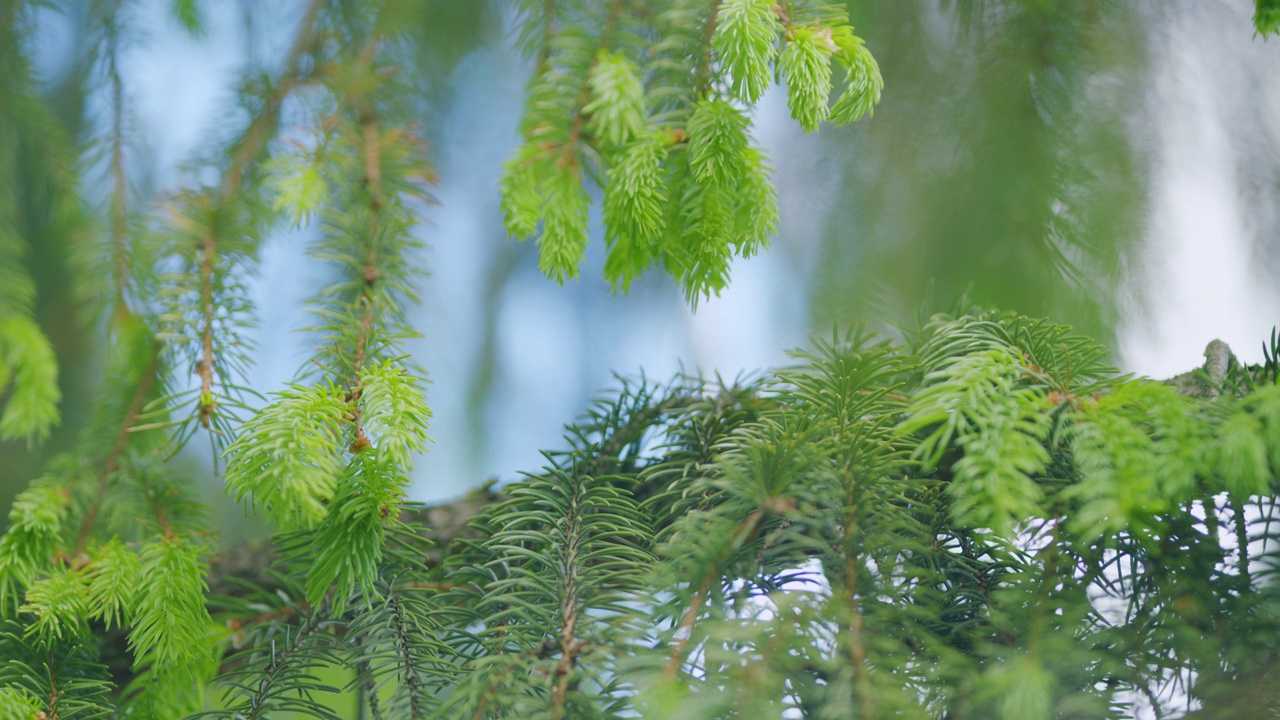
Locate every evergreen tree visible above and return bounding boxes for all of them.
[0,1,1278,718]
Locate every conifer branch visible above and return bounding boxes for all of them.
[1231,495,1251,591]
[388,592,425,719]
[342,127,381,450]
[549,485,585,720]
[663,508,764,679]
[696,0,723,96]
[192,0,326,429]
[558,0,626,170]
[843,517,874,719]
[107,28,129,315]
[73,343,159,557]
[196,229,216,428]
[218,0,326,200]
[535,0,556,76]
[354,649,382,720]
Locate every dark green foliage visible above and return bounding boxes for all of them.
[161,312,1280,718]
[2,1,1280,718]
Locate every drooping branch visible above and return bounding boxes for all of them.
[193,0,326,429]
[74,343,160,557]
[557,0,625,169]
[107,20,129,316]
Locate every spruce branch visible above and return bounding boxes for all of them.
[559,0,626,171]
[72,342,158,558]
[663,508,764,679]
[106,12,129,316]
[189,0,326,434]
[217,0,326,201]
[696,0,724,97]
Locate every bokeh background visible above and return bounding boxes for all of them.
[5,0,1280,519]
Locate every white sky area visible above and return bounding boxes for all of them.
[1119,0,1280,378]
[32,0,1280,507]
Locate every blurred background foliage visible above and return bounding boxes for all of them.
[2,0,1279,517]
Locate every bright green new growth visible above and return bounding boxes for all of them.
[85,537,141,630]
[0,317,61,445]
[830,27,883,125]
[300,452,408,612]
[539,165,591,282]
[6,2,1280,718]
[0,686,42,718]
[267,146,332,227]
[500,0,880,295]
[585,52,647,147]
[19,567,88,644]
[780,25,835,132]
[128,536,212,669]
[223,385,351,530]
[712,0,781,104]
[905,348,1052,534]
[359,362,433,469]
[0,484,67,606]
[603,131,671,287]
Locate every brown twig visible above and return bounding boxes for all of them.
[343,101,383,452]
[550,488,586,720]
[196,228,217,428]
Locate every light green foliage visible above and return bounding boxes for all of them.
[1066,382,1204,540]
[712,0,781,104]
[687,98,751,184]
[359,362,432,468]
[499,145,545,239]
[20,567,89,643]
[585,52,647,147]
[266,144,332,227]
[0,316,61,444]
[780,25,836,132]
[300,452,408,611]
[538,164,591,282]
[904,349,1051,533]
[500,0,878,294]
[829,28,882,124]
[1214,402,1273,497]
[0,483,68,605]
[668,99,778,300]
[128,535,212,670]
[603,131,671,287]
[6,2,1280,718]
[0,686,42,719]
[1251,384,1280,470]
[85,538,141,630]
[223,385,350,529]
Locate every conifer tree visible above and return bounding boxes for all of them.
[1,1,1278,719]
